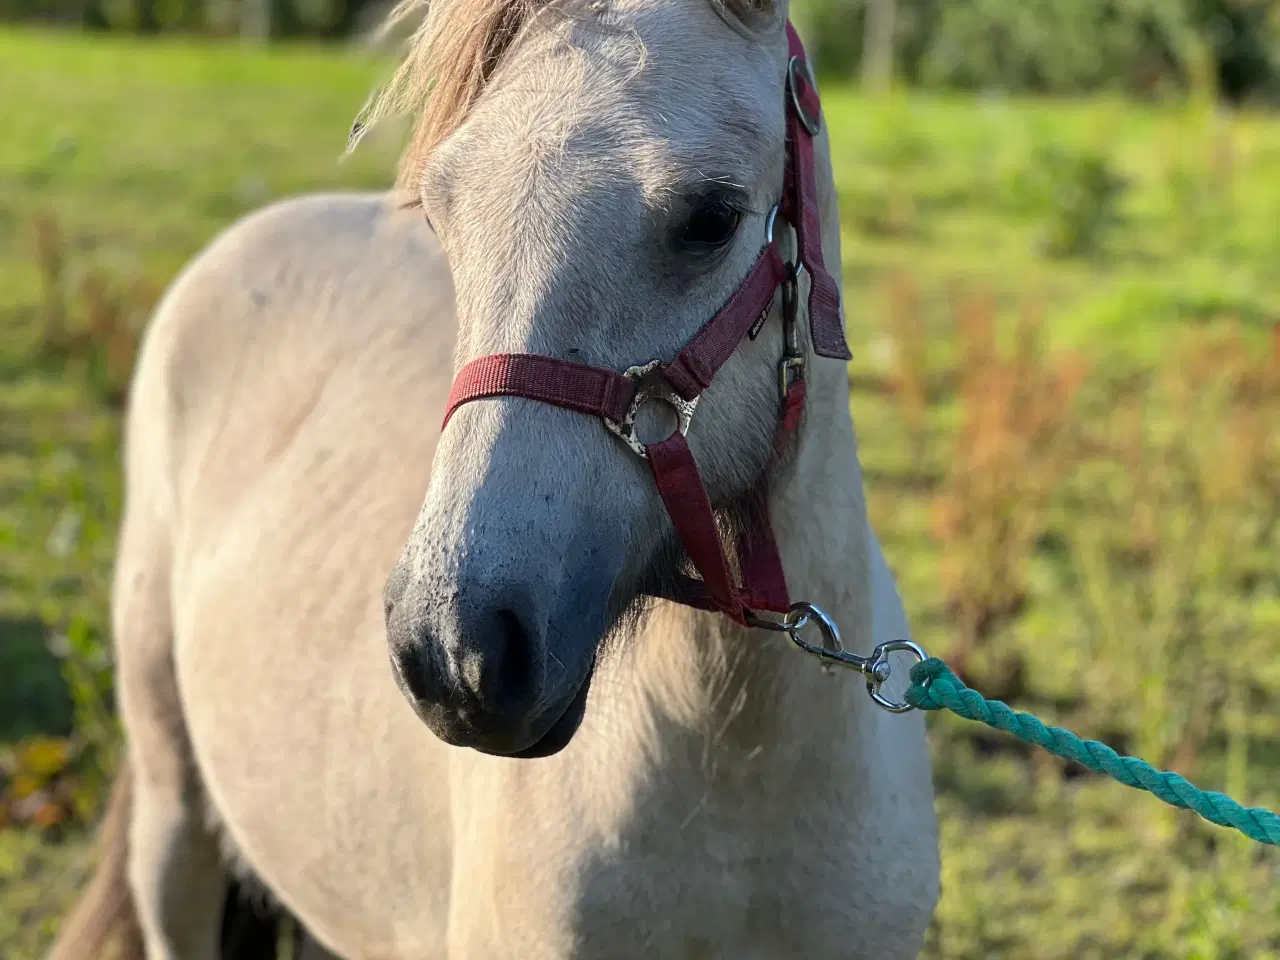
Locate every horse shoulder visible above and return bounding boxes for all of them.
[124,190,459,957]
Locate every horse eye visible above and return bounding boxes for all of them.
[681,198,743,250]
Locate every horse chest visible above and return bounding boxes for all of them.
[446,763,928,960]
[585,818,914,958]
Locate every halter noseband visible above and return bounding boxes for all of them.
[441,23,850,628]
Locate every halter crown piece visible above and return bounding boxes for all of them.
[443,23,850,629]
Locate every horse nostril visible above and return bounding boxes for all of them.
[384,579,548,747]
[477,608,539,718]
[390,643,437,705]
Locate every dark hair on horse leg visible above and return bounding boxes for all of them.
[219,877,285,960]
[220,879,343,960]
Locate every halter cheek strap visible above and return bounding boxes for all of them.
[443,22,847,627]
[780,28,849,364]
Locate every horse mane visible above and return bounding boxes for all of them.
[349,0,775,191]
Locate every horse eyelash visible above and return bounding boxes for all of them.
[692,189,758,220]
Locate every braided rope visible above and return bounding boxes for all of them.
[905,658,1280,847]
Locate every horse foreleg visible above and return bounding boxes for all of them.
[114,514,228,960]
[128,781,227,960]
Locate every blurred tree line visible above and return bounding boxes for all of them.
[0,0,386,42]
[795,0,1280,104]
[1,0,1278,98]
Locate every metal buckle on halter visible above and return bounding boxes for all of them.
[602,359,699,459]
[777,262,806,402]
[779,356,806,403]
[787,55,821,137]
[752,207,807,402]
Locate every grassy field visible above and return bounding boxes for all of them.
[2,25,1279,960]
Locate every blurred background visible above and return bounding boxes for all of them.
[1,1,1278,957]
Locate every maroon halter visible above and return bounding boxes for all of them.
[442,23,850,628]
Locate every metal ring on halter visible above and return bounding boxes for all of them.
[782,601,928,713]
[765,205,779,245]
[764,206,806,280]
[786,56,822,137]
[602,359,700,459]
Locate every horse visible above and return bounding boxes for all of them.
[47,0,941,957]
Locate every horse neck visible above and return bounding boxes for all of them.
[619,124,878,771]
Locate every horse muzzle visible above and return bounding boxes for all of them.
[384,539,612,758]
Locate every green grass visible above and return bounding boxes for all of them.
[0,26,401,728]
[2,25,1279,960]
[824,92,1280,362]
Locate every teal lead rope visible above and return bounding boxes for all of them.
[904,658,1280,847]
